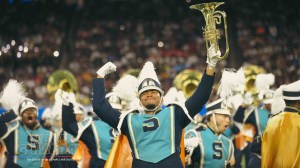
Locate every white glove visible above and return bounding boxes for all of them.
[206,45,221,67]
[96,62,117,77]
[243,91,254,106]
[55,89,76,106]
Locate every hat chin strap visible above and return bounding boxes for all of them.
[212,112,220,134]
[141,97,163,114]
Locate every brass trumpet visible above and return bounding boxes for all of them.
[190,2,229,60]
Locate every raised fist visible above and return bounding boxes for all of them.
[206,45,221,67]
[55,89,76,106]
[96,62,117,77]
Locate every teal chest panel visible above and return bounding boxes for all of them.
[199,129,232,167]
[127,106,176,163]
[257,108,269,134]
[57,131,78,155]
[15,126,52,168]
[92,120,117,160]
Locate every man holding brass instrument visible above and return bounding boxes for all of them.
[92,52,217,168]
[91,1,230,165]
[190,2,230,61]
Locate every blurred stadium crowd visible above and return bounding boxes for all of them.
[0,0,299,106]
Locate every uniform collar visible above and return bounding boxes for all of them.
[207,123,220,136]
[284,106,300,113]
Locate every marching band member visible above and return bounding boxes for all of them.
[0,80,55,168]
[92,45,218,167]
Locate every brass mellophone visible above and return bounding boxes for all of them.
[190,2,229,60]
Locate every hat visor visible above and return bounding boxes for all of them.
[263,99,273,104]
[283,96,300,101]
[138,86,164,97]
[206,109,231,116]
[20,105,38,115]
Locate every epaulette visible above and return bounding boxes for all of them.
[167,102,196,124]
[0,110,18,123]
[117,108,138,133]
[71,116,93,142]
[1,119,20,139]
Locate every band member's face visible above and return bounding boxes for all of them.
[140,90,161,110]
[21,108,38,128]
[214,114,230,133]
[264,103,271,112]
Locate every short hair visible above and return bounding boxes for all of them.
[284,99,299,106]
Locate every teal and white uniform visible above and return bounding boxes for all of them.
[186,126,234,168]
[92,72,215,167]
[55,130,78,155]
[254,108,269,135]
[1,123,54,168]
[90,119,118,160]
[127,106,176,163]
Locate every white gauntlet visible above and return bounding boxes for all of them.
[206,45,221,67]
[55,89,76,106]
[96,62,117,77]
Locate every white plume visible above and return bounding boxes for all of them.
[52,101,63,120]
[218,68,246,99]
[226,94,244,113]
[128,97,144,113]
[41,107,52,119]
[271,86,285,115]
[177,91,187,104]
[138,61,160,85]
[0,79,27,114]
[113,74,138,107]
[163,87,178,106]
[256,73,275,92]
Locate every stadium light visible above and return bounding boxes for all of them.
[18,45,23,52]
[11,40,16,46]
[53,51,59,57]
[120,25,125,31]
[24,47,29,53]
[158,41,164,48]
[17,52,21,58]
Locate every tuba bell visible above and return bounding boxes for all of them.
[190,2,229,60]
[173,69,203,98]
[47,70,78,101]
[243,65,266,105]
[243,65,266,94]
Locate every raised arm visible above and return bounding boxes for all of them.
[184,71,215,117]
[62,104,78,136]
[92,62,122,130]
[180,45,219,125]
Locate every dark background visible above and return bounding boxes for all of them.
[0,0,299,106]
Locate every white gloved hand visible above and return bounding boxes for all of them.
[55,89,66,105]
[62,91,76,105]
[206,45,221,67]
[55,89,76,106]
[96,62,117,77]
[243,91,254,106]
